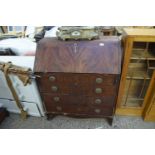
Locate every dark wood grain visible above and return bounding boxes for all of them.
[36,73,117,96]
[42,93,115,107]
[34,37,122,125]
[45,103,114,116]
[34,37,122,74]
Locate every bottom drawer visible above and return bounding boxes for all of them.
[46,105,114,116]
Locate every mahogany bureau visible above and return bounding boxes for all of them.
[34,37,122,125]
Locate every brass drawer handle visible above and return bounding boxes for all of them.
[49,76,56,82]
[95,99,102,104]
[96,78,103,84]
[51,86,58,92]
[95,88,102,94]
[53,96,60,102]
[95,109,101,113]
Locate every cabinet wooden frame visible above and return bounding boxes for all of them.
[143,71,155,121]
[116,28,155,117]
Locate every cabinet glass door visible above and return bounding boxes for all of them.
[121,41,155,108]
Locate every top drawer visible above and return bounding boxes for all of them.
[37,73,117,85]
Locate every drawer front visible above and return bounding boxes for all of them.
[42,94,115,107]
[46,104,113,116]
[39,83,116,96]
[42,93,115,116]
[37,73,116,86]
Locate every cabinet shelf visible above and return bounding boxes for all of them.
[131,49,155,60]
[122,97,144,107]
[126,97,144,101]
[126,70,151,80]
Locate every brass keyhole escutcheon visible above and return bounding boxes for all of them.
[51,86,58,92]
[74,82,78,86]
[53,97,60,102]
[95,88,102,94]
[96,78,103,84]
[95,99,102,104]
[95,109,101,113]
[56,106,62,111]
[49,76,56,82]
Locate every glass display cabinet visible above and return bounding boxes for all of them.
[116,28,155,120]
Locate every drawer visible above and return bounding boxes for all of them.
[0,98,42,117]
[37,80,117,97]
[40,73,117,85]
[42,93,115,107]
[45,103,113,116]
